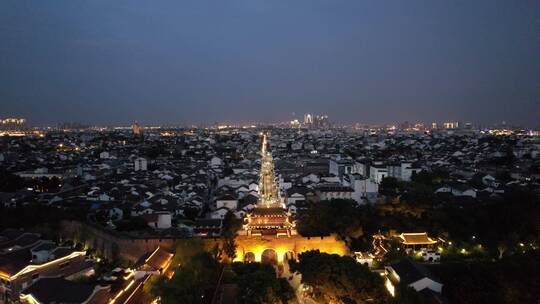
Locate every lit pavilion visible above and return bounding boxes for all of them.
[398,232,438,252]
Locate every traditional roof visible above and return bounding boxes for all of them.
[21,277,109,304]
[194,219,223,228]
[316,184,354,192]
[31,242,57,252]
[217,194,237,201]
[144,247,174,272]
[250,207,288,217]
[50,247,75,260]
[246,207,293,230]
[0,229,26,242]
[141,211,170,223]
[399,232,437,245]
[0,233,41,252]
[389,259,440,286]
[0,249,32,277]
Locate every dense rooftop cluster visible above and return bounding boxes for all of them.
[1,127,539,237]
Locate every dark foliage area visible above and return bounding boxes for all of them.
[231,262,295,304]
[0,170,26,192]
[431,252,540,304]
[150,252,221,304]
[0,203,88,231]
[297,178,540,304]
[114,217,150,232]
[298,178,540,257]
[290,250,388,304]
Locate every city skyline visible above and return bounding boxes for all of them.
[0,115,532,130]
[1,1,539,127]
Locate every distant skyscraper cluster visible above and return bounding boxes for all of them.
[57,122,90,130]
[442,122,460,129]
[302,113,330,129]
[0,117,26,130]
[392,121,478,132]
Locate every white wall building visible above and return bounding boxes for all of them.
[348,174,378,203]
[143,212,172,229]
[134,157,148,171]
[99,151,110,159]
[385,259,443,298]
[388,163,422,182]
[370,166,388,184]
[329,158,356,179]
[216,195,238,211]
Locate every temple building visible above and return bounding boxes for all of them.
[242,132,296,237]
[398,232,438,252]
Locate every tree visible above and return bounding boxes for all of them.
[220,211,241,262]
[211,243,223,262]
[222,211,242,238]
[115,217,148,231]
[497,242,507,260]
[298,199,362,238]
[379,177,400,197]
[183,207,200,221]
[149,252,220,304]
[433,252,540,303]
[223,237,237,261]
[0,170,26,192]
[394,285,428,304]
[297,199,381,251]
[290,250,388,303]
[381,240,407,265]
[232,262,295,304]
[400,182,434,206]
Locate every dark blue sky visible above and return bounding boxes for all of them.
[1,1,539,126]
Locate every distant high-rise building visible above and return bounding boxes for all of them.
[315,115,329,128]
[57,122,89,130]
[303,113,329,129]
[398,121,412,130]
[414,123,425,131]
[443,122,459,129]
[132,121,141,136]
[431,122,438,129]
[304,114,313,125]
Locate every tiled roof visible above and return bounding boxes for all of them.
[399,233,437,245]
[21,277,101,303]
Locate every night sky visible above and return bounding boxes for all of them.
[1,1,539,126]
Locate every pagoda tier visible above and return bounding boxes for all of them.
[243,207,295,236]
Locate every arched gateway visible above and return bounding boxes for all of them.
[234,234,347,264]
[261,249,278,265]
[244,252,256,263]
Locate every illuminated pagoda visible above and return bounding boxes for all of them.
[242,132,296,237]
